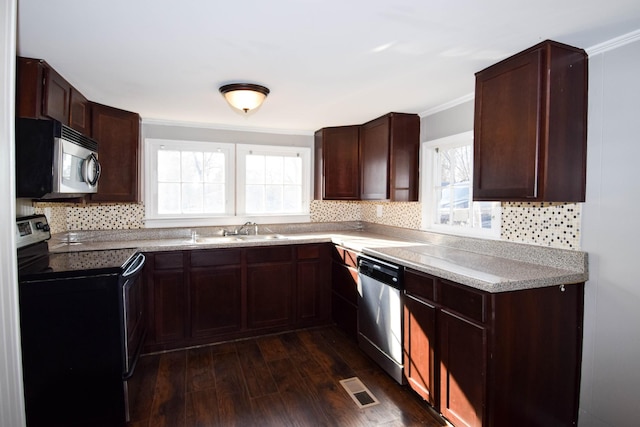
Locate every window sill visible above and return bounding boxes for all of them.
[143,214,311,229]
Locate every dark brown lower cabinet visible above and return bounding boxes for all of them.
[330,245,360,339]
[403,268,584,427]
[144,243,331,353]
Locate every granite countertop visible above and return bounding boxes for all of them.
[47,222,588,293]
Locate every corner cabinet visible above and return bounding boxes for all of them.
[314,126,360,200]
[403,268,584,427]
[360,112,420,201]
[90,103,141,203]
[314,112,419,201]
[473,40,587,202]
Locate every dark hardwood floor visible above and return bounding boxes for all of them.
[127,326,446,426]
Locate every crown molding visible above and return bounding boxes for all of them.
[141,117,314,136]
[587,29,640,56]
[419,92,474,118]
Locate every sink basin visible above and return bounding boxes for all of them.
[192,236,241,244]
[236,234,288,241]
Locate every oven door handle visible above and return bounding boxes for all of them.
[123,253,145,277]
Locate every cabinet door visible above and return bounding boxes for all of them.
[90,103,140,202]
[439,310,486,427]
[42,66,71,125]
[315,126,360,200]
[150,269,186,345]
[69,87,91,135]
[473,48,541,200]
[190,266,242,338]
[247,263,294,330]
[360,116,389,200]
[296,245,330,326]
[404,293,437,406]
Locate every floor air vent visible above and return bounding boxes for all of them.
[339,377,380,409]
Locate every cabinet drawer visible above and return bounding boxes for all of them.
[297,244,321,260]
[405,269,435,302]
[191,249,242,267]
[439,280,487,324]
[333,245,358,268]
[152,252,183,270]
[246,246,292,263]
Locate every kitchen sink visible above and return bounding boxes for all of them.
[192,236,242,244]
[236,234,289,241]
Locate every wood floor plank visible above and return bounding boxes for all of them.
[127,353,160,424]
[299,328,357,379]
[251,393,297,427]
[279,330,326,378]
[186,388,219,427]
[148,351,186,427]
[268,357,333,426]
[235,339,279,398]
[256,334,290,362]
[186,346,216,393]
[216,391,255,426]
[213,350,246,397]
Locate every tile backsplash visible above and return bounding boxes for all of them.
[34,200,582,250]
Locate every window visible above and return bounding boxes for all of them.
[236,145,308,215]
[422,131,500,238]
[144,139,310,227]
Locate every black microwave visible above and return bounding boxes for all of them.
[16,118,101,199]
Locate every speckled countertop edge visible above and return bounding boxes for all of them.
[47,221,588,293]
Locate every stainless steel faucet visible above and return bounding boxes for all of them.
[223,222,258,236]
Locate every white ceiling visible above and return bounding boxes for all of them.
[16,0,640,133]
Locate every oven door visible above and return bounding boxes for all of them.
[121,252,146,378]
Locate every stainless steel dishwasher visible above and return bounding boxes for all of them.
[357,255,405,384]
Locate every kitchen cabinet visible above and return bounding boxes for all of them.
[146,251,187,345]
[403,268,584,427]
[247,246,295,330]
[89,102,141,203]
[473,40,587,202]
[360,112,420,201]
[331,245,360,340]
[16,57,92,135]
[314,112,419,201]
[296,244,331,326]
[190,249,242,338]
[144,243,332,353]
[314,125,360,200]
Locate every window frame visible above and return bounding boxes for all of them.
[421,131,501,239]
[144,138,311,228]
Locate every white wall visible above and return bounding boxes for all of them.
[579,33,640,427]
[0,0,26,426]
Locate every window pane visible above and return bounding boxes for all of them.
[182,183,203,213]
[283,185,302,212]
[283,157,302,185]
[246,155,265,184]
[158,150,181,182]
[265,156,284,184]
[204,152,225,183]
[245,184,264,212]
[158,183,181,213]
[265,185,283,212]
[203,183,225,213]
[181,151,204,182]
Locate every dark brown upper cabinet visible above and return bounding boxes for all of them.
[360,112,419,201]
[90,102,141,203]
[314,125,360,200]
[473,40,587,202]
[315,112,419,201]
[17,57,92,135]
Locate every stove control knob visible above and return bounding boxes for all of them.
[35,222,50,232]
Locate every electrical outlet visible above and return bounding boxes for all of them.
[376,205,383,217]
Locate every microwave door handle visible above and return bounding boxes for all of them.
[83,153,101,186]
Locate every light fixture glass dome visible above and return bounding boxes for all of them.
[219,83,270,113]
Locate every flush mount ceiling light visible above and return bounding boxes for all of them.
[219,83,270,114]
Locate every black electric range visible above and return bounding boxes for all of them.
[16,215,147,427]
